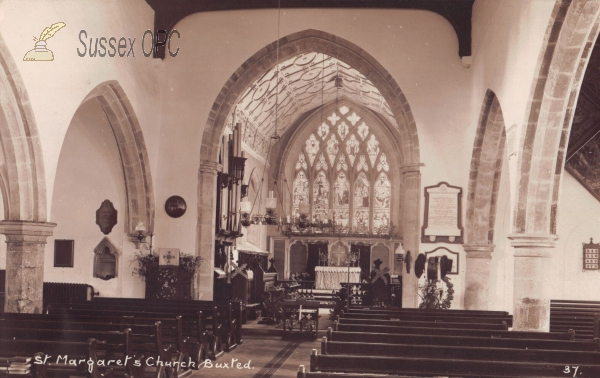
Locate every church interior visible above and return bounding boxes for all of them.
[2,0,600,377]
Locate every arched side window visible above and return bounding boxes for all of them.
[291,105,392,234]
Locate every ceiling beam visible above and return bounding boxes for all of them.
[144,0,474,59]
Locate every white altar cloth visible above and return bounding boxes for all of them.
[315,266,361,290]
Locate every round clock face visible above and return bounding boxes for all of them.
[165,195,187,218]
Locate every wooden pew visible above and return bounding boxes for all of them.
[326,329,596,351]
[337,316,509,330]
[84,297,243,346]
[341,310,513,325]
[0,323,176,378]
[48,305,226,359]
[320,337,600,364]
[0,338,143,378]
[348,306,509,315]
[551,299,600,340]
[302,349,600,377]
[0,312,205,363]
[334,321,574,340]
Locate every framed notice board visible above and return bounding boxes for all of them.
[582,238,599,271]
[54,239,74,268]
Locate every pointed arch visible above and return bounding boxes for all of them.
[80,81,155,235]
[515,0,600,235]
[0,32,47,221]
[465,90,507,245]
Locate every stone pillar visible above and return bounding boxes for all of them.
[2,221,56,313]
[463,243,494,310]
[400,163,423,308]
[195,161,221,300]
[508,234,557,332]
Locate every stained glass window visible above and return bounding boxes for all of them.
[313,171,330,222]
[306,134,319,166]
[354,172,370,233]
[373,173,391,233]
[333,172,350,232]
[326,134,339,165]
[293,171,309,216]
[293,106,394,233]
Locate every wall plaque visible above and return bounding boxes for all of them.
[421,182,463,243]
[165,195,187,218]
[96,200,118,235]
[583,238,599,271]
[425,247,459,275]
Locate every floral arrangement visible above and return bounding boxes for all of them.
[131,251,203,281]
[418,276,454,310]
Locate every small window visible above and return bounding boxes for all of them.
[93,237,120,281]
[54,240,74,268]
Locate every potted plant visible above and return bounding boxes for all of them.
[417,276,454,310]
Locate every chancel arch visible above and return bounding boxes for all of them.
[197,29,422,304]
[464,89,507,311]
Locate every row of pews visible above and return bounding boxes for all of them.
[551,299,600,340]
[0,297,244,378]
[297,306,600,377]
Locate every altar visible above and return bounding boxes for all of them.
[314,266,361,290]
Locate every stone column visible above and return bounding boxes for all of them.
[2,221,56,313]
[463,243,494,310]
[400,163,423,308]
[195,161,221,300]
[508,234,557,332]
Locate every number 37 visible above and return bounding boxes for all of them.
[564,366,579,377]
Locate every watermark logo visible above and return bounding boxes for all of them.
[23,22,66,61]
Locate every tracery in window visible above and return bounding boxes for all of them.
[316,153,328,171]
[377,153,389,172]
[346,134,359,166]
[337,154,348,171]
[306,134,319,166]
[291,105,394,234]
[317,122,329,140]
[296,152,308,170]
[367,134,380,167]
[326,134,339,165]
[337,121,349,140]
[357,155,369,172]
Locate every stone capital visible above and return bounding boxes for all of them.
[463,243,495,259]
[400,163,424,175]
[0,221,56,244]
[508,234,557,258]
[199,160,222,175]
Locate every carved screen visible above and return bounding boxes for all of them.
[292,105,392,233]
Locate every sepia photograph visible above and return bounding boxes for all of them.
[1,0,600,376]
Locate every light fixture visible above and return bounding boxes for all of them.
[264,190,279,225]
[240,198,252,227]
[134,222,154,255]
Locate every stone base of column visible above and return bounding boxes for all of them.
[463,244,494,310]
[1,221,56,314]
[508,234,557,332]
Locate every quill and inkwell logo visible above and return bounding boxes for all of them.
[23,22,66,61]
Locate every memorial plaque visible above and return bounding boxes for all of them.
[582,238,599,271]
[421,182,463,243]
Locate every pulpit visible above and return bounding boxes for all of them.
[314,266,361,290]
